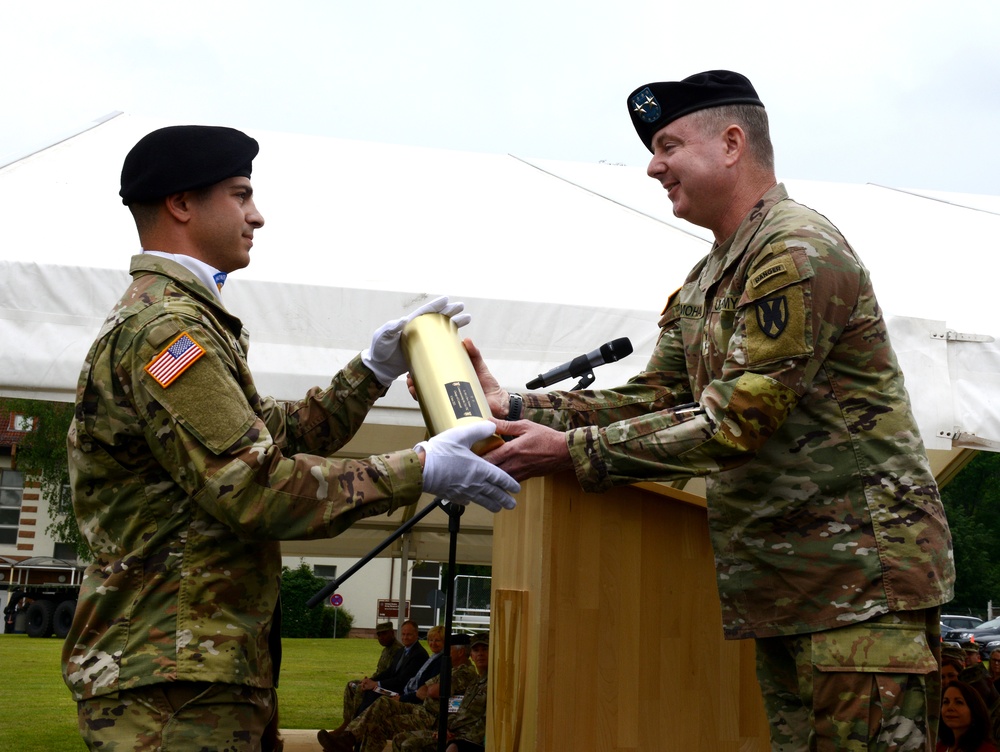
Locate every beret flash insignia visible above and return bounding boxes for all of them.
[630,87,661,124]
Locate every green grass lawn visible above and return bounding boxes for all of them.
[0,633,384,751]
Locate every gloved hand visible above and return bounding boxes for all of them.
[416,422,519,512]
[362,296,471,386]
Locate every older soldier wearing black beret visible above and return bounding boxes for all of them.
[63,125,518,751]
[472,71,955,751]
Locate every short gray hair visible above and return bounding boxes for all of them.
[690,104,774,172]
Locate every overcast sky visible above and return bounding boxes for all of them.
[2,0,997,195]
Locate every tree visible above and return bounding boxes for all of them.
[280,561,354,638]
[0,397,84,559]
[939,451,1000,614]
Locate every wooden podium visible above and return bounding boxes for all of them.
[487,473,771,752]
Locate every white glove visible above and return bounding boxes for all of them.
[362,295,471,386]
[416,422,519,512]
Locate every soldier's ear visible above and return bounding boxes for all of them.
[721,124,747,167]
[164,192,195,224]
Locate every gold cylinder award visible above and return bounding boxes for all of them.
[402,313,503,455]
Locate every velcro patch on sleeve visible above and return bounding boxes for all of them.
[745,286,809,364]
[144,332,206,388]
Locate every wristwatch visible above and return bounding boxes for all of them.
[507,393,523,421]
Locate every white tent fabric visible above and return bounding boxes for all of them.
[1,112,997,449]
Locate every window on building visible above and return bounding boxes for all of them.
[11,414,35,432]
[53,542,78,561]
[0,469,24,546]
[313,564,338,580]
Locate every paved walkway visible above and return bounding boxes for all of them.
[281,730,394,752]
[280,729,322,751]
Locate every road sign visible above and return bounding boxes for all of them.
[330,593,343,607]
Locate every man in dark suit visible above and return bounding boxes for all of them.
[356,619,428,714]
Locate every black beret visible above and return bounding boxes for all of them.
[120,125,259,205]
[450,633,471,646]
[627,70,764,152]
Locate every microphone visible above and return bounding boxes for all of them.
[526,337,633,389]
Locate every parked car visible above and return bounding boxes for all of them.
[944,615,1000,657]
[941,614,984,634]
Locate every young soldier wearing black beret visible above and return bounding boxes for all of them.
[64,124,518,751]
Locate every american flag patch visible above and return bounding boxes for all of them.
[145,332,206,388]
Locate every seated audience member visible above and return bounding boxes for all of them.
[392,633,489,752]
[355,619,429,715]
[959,660,1000,747]
[319,630,472,752]
[337,622,403,733]
[397,626,447,703]
[943,655,967,688]
[938,680,999,752]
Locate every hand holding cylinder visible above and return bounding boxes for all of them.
[415,422,519,512]
[362,296,470,386]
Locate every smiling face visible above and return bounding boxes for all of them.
[400,622,419,648]
[646,112,732,233]
[186,177,264,273]
[426,629,444,654]
[941,685,972,738]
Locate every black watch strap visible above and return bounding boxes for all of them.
[507,393,524,421]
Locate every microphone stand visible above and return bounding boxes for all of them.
[306,497,465,752]
[306,497,445,609]
[436,502,464,752]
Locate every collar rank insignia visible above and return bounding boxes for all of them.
[145,332,206,388]
[630,87,661,124]
[755,296,788,339]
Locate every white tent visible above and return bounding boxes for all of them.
[2,112,998,563]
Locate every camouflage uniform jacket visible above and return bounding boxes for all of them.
[523,184,954,640]
[63,254,423,700]
[421,661,479,716]
[447,672,488,742]
[377,639,405,677]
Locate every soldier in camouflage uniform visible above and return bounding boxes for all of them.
[474,72,955,751]
[392,634,489,752]
[63,125,519,752]
[323,635,477,752]
[340,622,403,730]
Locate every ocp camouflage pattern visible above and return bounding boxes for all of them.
[391,671,488,750]
[523,184,954,639]
[348,662,479,752]
[344,638,403,722]
[63,254,423,700]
